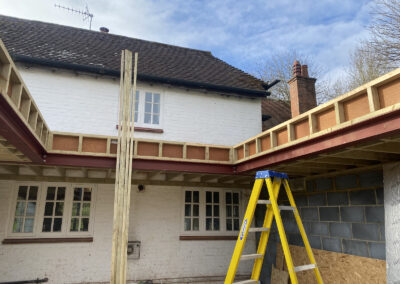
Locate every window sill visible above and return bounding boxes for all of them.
[179,235,237,241]
[115,125,164,133]
[2,237,93,244]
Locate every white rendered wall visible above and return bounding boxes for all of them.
[0,181,255,283]
[17,65,262,146]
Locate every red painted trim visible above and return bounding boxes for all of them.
[236,109,400,172]
[116,125,164,133]
[0,94,46,163]
[2,237,93,244]
[179,235,237,241]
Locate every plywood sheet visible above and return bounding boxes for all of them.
[271,266,289,284]
[186,146,205,160]
[82,137,107,153]
[162,143,183,158]
[276,128,288,146]
[52,135,79,151]
[236,146,244,160]
[378,77,400,108]
[248,141,257,156]
[260,135,271,151]
[276,243,386,284]
[343,93,369,121]
[137,141,159,157]
[316,107,336,131]
[209,147,230,161]
[294,119,310,139]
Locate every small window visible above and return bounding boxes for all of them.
[184,190,199,231]
[42,186,65,232]
[205,191,220,231]
[12,185,38,233]
[70,187,92,232]
[144,92,160,125]
[226,192,240,231]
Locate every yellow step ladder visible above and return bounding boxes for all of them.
[224,170,323,284]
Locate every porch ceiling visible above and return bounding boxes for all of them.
[0,135,30,162]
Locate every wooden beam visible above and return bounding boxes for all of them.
[165,173,182,181]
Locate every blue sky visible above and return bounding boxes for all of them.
[0,0,374,80]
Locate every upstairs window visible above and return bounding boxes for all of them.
[133,90,162,127]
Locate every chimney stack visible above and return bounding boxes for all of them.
[288,60,317,117]
[100,27,109,33]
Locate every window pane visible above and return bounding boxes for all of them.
[233,193,239,204]
[206,205,212,216]
[214,218,220,231]
[26,202,36,216]
[70,218,79,231]
[53,218,62,232]
[44,202,54,216]
[42,218,52,232]
[82,203,90,216]
[213,192,219,203]
[153,103,160,114]
[233,206,239,217]
[193,191,199,203]
[18,186,28,200]
[193,218,199,231]
[81,218,89,231]
[145,102,152,113]
[24,218,34,232]
[206,218,212,231]
[72,203,81,216]
[214,205,219,217]
[185,204,191,216]
[234,219,240,231]
[152,114,159,124]
[46,187,56,200]
[193,205,199,217]
[13,218,23,232]
[28,187,38,200]
[134,112,138,122]
[226,205,232,217]
[145,92,152,102]
[83,188,92,201]
[206,191,212,203]
[57,187,66,200]
[55,202,64,216]
[15,202,25,216]
[74,188,82,201]
[184,218,191,231]
[144,113,151,124]
[153,93,160,104]
[185,191,191,202]
[226,219,232,231]
[226,192,232,204]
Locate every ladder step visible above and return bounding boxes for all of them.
[257,200,271,205]
[249,227,270,232]
[233,280,258,284]
[294,264,317,273]
[278,205,295,211]
[240,254,263,261]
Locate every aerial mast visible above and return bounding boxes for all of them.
[54,3,94,30]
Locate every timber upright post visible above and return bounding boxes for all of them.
[111,50,138,284]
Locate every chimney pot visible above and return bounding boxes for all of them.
[100,27,109,33]
[293,60,301,77]
[301,65,309,77]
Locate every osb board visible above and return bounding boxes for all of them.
[294,119,309,139]
[82,137,107,153]
[378,77,400,108]
[52,135,79,151]
[316,107,336,131]
[137,141,159,157]
[343,93,369,121]
[162,143,183,158]
[248,141,257,156]
[209,147,230,161]
[276,244,386,284]
[271,266,289,284]
[186,145,205,160]
[276,128,288,146]
[260,135,271,151]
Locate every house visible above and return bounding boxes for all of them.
[0,14,400,284]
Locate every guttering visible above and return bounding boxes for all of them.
[11,54,270,98]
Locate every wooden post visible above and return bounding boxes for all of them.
[111,50,138,284]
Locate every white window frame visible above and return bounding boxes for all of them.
[180,188,242,236]
[134,89,164,128]
[7,182,96,238]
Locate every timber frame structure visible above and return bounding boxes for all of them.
[1,38,400,189]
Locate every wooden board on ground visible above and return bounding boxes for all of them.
[270,265,289,284]
[276,243,386,284]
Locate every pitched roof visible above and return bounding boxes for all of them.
[261,98,291,131]
[0,15,267,97]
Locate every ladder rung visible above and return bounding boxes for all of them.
[279,205,295,211]
[294,264,316,272]
[233,280,258,284]
[249,227,270,232]
[240,254,263,261]
[257,200,271,205]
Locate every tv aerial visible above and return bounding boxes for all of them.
[55,3,94,30]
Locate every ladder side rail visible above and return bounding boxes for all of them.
[266,178,299,284]
[283,179,324,284]
[251,178,282,280]
[224,179,265,284]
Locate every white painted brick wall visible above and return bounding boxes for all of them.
[0,181,255,283]
[17,65,262,146]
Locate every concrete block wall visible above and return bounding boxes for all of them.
[280,170,385,260]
